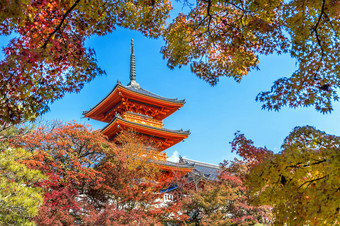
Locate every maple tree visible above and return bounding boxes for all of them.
[86,130,185,225]
[231,126,340,225]
[175,160,271,225]
[1,0,339,126]
[162,0,340,113]
[10,122,184,224]
[11,121,115,224]
[0,0,172,124]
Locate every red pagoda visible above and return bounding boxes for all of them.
[84,39,192,178]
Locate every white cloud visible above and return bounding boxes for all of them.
[167,150,180,163]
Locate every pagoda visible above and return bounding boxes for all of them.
[84,39,192,178]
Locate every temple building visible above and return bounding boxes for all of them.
[83,39,193,179]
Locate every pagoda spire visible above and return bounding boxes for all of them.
[128,39,140,88]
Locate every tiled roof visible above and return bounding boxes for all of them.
[180,158,220,181]
[155,160,193,169]
[102,114,190,135]
[83,82,185,117]
[123,82,185,104]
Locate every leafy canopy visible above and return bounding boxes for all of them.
[179,160,272,225]
[0,0,171,124]
[1,0,339,125]
[162,0,340,113]
[0,148,45,225]
[232,126,340,225]
[12,121,116,224]
[11,121,182,225]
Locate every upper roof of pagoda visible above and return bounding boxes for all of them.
[83,81,185,122]
[84,39,185,122]
[123,82,185,104]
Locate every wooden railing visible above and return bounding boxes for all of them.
[122,112,164,128]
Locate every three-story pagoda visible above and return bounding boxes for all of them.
[83,39,192,178]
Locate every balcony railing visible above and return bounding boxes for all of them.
[122,112,164,128]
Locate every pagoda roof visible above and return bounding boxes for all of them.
[102,115,190,151]
[83,82,185,122]
[123,82,185,104]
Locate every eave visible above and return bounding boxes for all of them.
[102,116,190,151]
[83,82,185,122]
[156,161,193,179]
[157,161,193,172]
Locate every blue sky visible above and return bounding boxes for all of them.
[1,7,340,165]
[37,29,340,165]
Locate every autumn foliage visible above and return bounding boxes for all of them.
[8,122,188,224]
[11,122,111,224]
[1,0,339,125]
[1,1,339,224]
[162,0,340,113]
[232,126,340,225]
[176,160,272,225]
[4,120,338,225]
[0,0,172,124]
[0,120,277,225]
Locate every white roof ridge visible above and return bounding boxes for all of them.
[182,158,220,169]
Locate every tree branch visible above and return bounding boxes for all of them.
[41,0,81,49]
[205,0,213,35]
[323,12,338,38]
[313,0,326,56]
[286,159,326,169]
[298,175,327,189]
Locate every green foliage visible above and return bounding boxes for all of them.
[0,147,45,225]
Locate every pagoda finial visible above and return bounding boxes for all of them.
[128,39,140,88]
